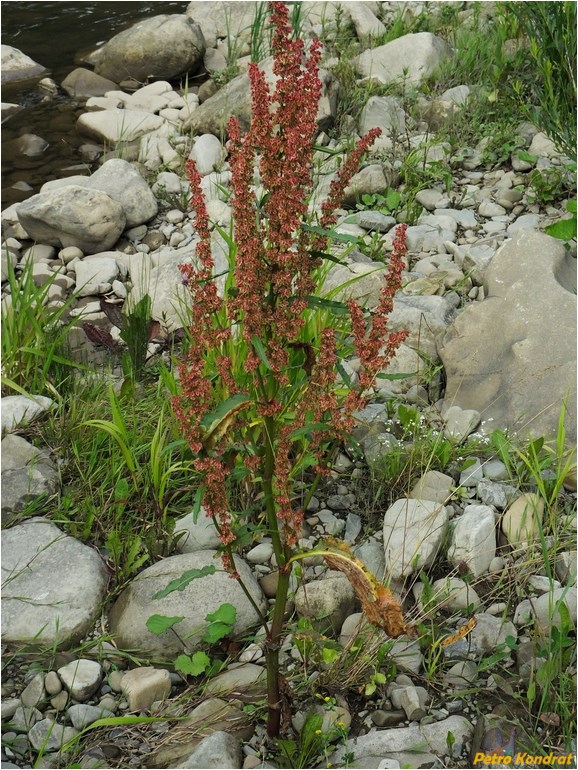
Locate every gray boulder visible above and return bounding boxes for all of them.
[148,697,252,768]
[383,499,450,579]
[76,109,164,146]
[125,254,192,332]
[16,186,125,255]
[40,160,158,228]
[389,294,458,358]
[1,395,53,435]
[439,230,577,442]
[183,57,336,137]
[61,68,118,97]
[1,45,47,84]
[1,518,108,647]
[294,572,356,635]
[189,134,226,177]
[92,15,205,83]
[331,715,473,768]
[1,434,59,522]
[186,2,262,47]
[108,551,266,657]
[86,158,158,227]
[356,32,452,86]
[359,96,406,150]
[176,731,242,769]
[342,164,394,206]
[447,505,496,577]
[345,3,386,39]
[323,260,388,308]
[174,508,221,553]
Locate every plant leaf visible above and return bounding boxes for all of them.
[544,218,577,241]
[175,651,211,676]
[375,371,417,380]
[308,250,346,265]
[153,565,216,599]
[251,336,271,370]
[321,646,340,665]
[202,622,233,645]
[302,224,360,244]
[205,603,237,626]
[146,614,184,635]
[320,538,416,638]
[99,299,124,329]
[82,323,124,353]
[200,394,250,451]
[305,295,349,315]
[517,150,538,163]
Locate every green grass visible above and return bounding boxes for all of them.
[26,372,200,588]
[1,257,85,398]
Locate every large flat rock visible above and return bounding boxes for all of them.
[2,518,108,648]
[108,551,266,658]
[439,230,576,442]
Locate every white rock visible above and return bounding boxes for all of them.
[74,257,118,295]
[189,134,226,177]
[448,505,496,577]
[77,109,164,146]
[530,587,577,635]
[429,576,482,611]
[174,508,221,553]
[1,395,53,435]
[2,519,108,648]
[108,551,266,658]
[120,667,171,712]
[356,33,451,86]
[410,470,453,504]
[502,493,544,546]
[175,730,242,769]
[67,703,115,730]
[294,573,355,634]
[469,613,517,654]
[58,659,103,700]
[383,499,450,579]
[331,716,473,767]
[16,186,125,254]
[245,542,274,564]
[28,718,78,752]
[1,45,46,84]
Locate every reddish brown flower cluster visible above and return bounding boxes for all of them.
[349,223,409,392]
[174,1,407,567]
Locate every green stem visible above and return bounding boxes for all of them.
[224,543,270,631]
[261,407,292,737]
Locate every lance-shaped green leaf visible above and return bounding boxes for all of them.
[302,224,360,243]
[376,371,418,380]
[308,250,346,265]
[200,394,250,451]
[153,565,216,599]
[251,336,271,369]
[305,295,350,315]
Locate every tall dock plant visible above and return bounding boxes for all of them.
[173,1,408,737]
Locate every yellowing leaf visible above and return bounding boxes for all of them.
[320,538,416,638]
[200,394,250,451]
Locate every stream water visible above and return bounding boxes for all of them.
[1,1,191,207]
